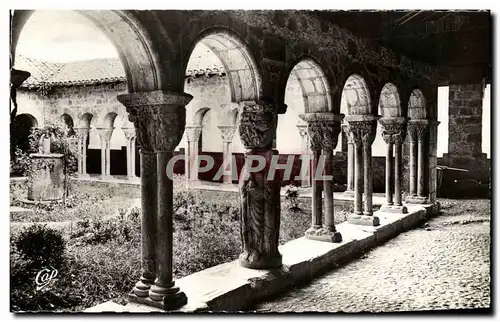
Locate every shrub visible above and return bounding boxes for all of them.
[284,184,300,210]
[13,224,66,269]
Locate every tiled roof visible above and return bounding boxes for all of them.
[15,45,226,88]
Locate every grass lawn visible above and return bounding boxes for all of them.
[8,179,384,312]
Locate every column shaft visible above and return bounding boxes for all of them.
[394,142,403,206]
[363,142,373,215]
[132,151,157,297]
[311,150,323,228]
[354,142,363,215]
[409,140,418,196]
[323,149,334,231]
[418,139,426,197]
[222,142,232,184]
[385,142,393,205]
[347,143,354,192]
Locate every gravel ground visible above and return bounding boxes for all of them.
[251,199,491,313]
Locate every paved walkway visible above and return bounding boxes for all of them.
[252,200,491,313]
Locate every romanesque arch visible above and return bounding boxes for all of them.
[379,83,403,117]
[408,88,427,120]
[341,74,372,116]
[182,28,262,103]
[10,10,164,92]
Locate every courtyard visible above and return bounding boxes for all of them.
[9,9,491,314]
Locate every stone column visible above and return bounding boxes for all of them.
[117,90,192,310]
[296,124,311,188]
[97,127,114,180]
[428,120,440,203]
[342,123,355,196]
[299,113,343,242]
[74,127,90,178]
[184,125,202,186]
[379,117,408,213]
[406,119,430,204]
[345,115,380,226]
[218,125,237,184]
[122,127,138,180]
[299,113,323,238]
[238,100,282,269]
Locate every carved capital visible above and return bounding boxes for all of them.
[238,100,276,150]
[379,117,407,145]
[96,127,114,143]
[121,127,137,141]
[185,125,202,142]
[117,90,193,152]
[74,127,90,142]
[344,115,379,147]
[299,113,343,152]
[218,125,237,143]
[407,119,429,143]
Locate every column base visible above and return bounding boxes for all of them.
[132,280,152,297]
[239,252,282,270]
[348,214,380,226]
[405,196,429,204]
[380,205,408,214]
[100,175,114,181]
[305,227,342,243]
[78,173,90,179]
[127,175,140,182]
[129,288,187,311]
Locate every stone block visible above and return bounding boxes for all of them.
[27,153,65,202]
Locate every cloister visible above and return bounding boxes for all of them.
[10,10,491,311]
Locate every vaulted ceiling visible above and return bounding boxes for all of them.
[312,10,491,85]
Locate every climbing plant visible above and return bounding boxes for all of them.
[14,121,80,202]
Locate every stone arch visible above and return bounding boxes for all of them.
[408,88,427,120]
[60,113,75,136]
[340,74,372,116]
[183,28,262,103]
[78,112,94,128]
[103,112,118,128]
[10,10,165,92]
[285,57,332,113]
[12,113,38,153]
[379,83,403,117]
[193,107,211,126]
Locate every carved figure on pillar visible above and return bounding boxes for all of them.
[238,100,282,269]
[345,115,380,227]
[379,117,408,214]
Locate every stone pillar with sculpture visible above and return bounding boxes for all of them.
[122,127,138,180]
[217,125,237,184]
[299,113,343,243]
[184,125,202,186]
[96,127,114,180]
[237,100,282,269]
[296,123,311,188]
[345,115,380,226]
[117,90,192,310]
[73,127,90,178]
[379,117,408,213]
[406,119,429,204]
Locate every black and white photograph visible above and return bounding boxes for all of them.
[6,4,493,314]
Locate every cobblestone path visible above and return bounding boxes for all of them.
[252,199,491,313]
